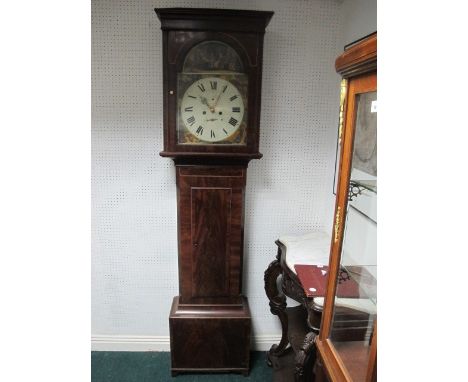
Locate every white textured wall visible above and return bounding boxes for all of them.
[92,0,344,348]
[340,0,377,47]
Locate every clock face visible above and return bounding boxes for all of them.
[180,77,245,143]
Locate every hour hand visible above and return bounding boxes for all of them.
[200,96,215,112]
[200,96,210,107]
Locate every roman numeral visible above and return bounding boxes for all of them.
[210,81,217,90]
[232,107,240,113]
[211,130,215,138]
[228,117,238,126]
[184,106,193,112]
[188,95,196,99]
[230,95,238,102]
[196,125,204,135]
[197,83,205,92]
[222,85,228,93]
[223,128,228,135]
[187,116,195,126]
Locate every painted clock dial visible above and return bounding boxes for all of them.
[180,77,245,143]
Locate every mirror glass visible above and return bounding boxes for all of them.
[329,90,377,381]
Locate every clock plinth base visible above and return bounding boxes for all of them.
[169,296,251,375]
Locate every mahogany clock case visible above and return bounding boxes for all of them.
[155,8,274,375]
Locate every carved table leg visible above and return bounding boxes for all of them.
[264,255,289,365]
[295,331,317,382]
[313,352,327,382]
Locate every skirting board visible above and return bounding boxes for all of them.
[91,334,282,352]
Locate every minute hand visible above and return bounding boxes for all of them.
[213,92,223,108]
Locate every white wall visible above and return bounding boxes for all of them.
[92,0,374,351]
[340,0,377,48]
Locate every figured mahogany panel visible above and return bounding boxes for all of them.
[177,165,246,304]
[191,188,231,298]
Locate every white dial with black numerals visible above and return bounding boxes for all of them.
[180,77,245,143]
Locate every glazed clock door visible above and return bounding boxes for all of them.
[177,40,248,146]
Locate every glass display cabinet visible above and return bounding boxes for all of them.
[315,32,377,382]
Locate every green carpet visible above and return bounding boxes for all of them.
[91,351,272,382]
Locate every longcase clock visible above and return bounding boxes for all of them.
[154,8,273,376]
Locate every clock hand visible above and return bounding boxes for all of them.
[213,91,223,108]
[200,96,215,113]
[200,96,209,106]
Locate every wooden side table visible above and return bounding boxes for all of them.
[264,232,331,381]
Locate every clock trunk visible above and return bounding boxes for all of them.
[176,165,246,305]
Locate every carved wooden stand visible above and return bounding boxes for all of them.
[264,241,322,382]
